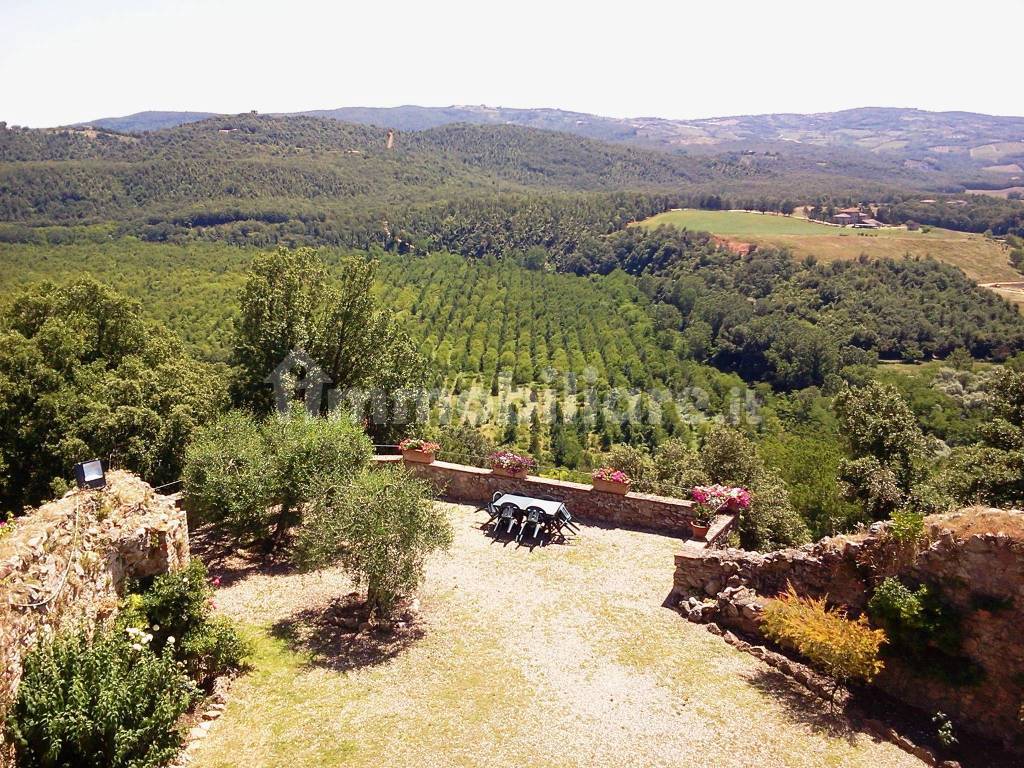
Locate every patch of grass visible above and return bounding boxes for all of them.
[640,209,833,236]
[192,629,360,767]
[637,209,1021,283]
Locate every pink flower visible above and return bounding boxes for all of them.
[691,484,751,511]
[211,576,222,587]
[488,450,537,473]
[592,466,631,484]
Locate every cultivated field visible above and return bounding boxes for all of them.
[967,187,1024,199]
[638,209,1022,283]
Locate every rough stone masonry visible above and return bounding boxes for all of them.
[0,471,190,712]
[672,507,1024,754]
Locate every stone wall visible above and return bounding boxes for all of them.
[376,456,735,544]
[672,508,1024,753]
[0,471,189,712]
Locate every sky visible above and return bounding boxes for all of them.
[2,0,1023,127]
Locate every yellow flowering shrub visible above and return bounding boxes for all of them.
[762,585,886,696]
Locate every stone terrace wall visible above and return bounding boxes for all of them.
[376,456,735,544]
[0,471,189,711]
[672,509,1024,753]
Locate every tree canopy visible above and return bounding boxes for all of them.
[0,278,226,512]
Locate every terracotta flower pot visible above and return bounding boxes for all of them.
[690,522,710,541]
[592,477,631,495]
[492,466,528,479]
[402,449,435,464]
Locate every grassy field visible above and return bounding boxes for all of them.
[638,209,1022,283]
[187,504,927,768]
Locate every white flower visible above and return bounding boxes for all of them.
[166,635,175,645]
[151,624,160,632]
[131,643,143,651]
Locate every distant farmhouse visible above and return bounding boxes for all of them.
[831,207,882,228]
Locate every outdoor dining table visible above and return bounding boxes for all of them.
[488,493,577,541]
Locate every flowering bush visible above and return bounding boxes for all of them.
[488,450,538,474]
[399,438,441,454]
[690,484,751,523]
[119,560,248,687]
[592,467,631,484]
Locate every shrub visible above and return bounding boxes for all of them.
[605,444,655,491]
[182,410,274,540]
[698,425,762,487]
[294,465,453,617]
[762,585,886,700]
[7,626,197,768]
[121,560,248,686]
[0,510,14,540]
[424,423,495,467]
[888,509,925,547]
[183,409,372,546]
[740,474,811,551]
[650,438,709,497]
[866,577,978,684]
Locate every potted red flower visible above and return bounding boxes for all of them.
[689,484,751,540]
[591,467,631,495]
[399,438,441,464]
[488,450,537,479]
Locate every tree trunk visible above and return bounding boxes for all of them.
[265,504,293,556]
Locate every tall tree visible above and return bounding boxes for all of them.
[231,247,425,418]
[0,279,225,513]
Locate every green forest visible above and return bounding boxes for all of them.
[2,112,1024,552]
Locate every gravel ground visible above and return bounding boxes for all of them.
[189,504,925,768]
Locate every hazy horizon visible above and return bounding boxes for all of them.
[69,102,1024,126]
[3,0,1023,128]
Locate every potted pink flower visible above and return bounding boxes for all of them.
[689,484,751,540]
[488,450,537,479]
[399,438,441,464]
[591,467,632,495]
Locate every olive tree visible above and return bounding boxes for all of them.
[294,465,453,617]
[183,409,372,547]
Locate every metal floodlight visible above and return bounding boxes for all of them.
[74,459,106,490]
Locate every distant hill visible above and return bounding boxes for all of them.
[5,111,1020,253]
[77,110,218,133]
[75,105,1024,187]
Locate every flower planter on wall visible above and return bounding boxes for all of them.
[690,522,710,541]
[402,449,435,464]
[591,477,630,495]
[492,467,528,479]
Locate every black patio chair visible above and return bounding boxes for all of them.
[494,502,521,535]
[485,491,502,523]
[552,507,580,536]
[518,506,544,542]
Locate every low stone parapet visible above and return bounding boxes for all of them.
[375,455,734,544]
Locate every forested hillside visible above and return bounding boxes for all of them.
[78,105,1024,187]
[0,113,949,246]
[3,107,1024,543]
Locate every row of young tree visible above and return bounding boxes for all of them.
[2,246,1022,548]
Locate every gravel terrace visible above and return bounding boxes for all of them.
[188,503,925,768]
